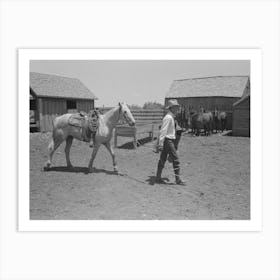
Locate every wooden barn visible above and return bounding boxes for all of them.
[165,76,250,130]
[30,72,98,132]
[232,91,250,137]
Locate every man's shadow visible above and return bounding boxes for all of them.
[145,176,170,185]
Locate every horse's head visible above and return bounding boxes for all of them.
[118,102,136,126]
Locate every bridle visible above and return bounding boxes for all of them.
[119,104,132,125]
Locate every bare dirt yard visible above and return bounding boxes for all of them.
[30,132,250,220]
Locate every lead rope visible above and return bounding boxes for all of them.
[117,170,203,198]
[117,134,203,196]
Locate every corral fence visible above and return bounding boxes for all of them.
[100,107,164,148]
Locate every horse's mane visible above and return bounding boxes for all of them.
[101,105,119,117]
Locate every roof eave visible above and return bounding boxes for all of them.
[233,95,250,107]
[31,94,98,101]
[166,95,242,99]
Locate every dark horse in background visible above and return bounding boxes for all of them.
[213,108,228,133]
[175,105,189,129]
[189,106,213,136]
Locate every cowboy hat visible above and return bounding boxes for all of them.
[166,99,180,109]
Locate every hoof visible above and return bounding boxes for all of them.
[44,162,51,171]
[88,167,94,173]
[67,164,74,169]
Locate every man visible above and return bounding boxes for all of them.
[155,99,186,185]
[167,117,184,163]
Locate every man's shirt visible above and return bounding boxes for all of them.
[159,111,176,146]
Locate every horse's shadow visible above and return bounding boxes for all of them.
[43,166,117,175]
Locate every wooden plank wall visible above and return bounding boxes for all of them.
[39,98,67,132]
[77,100,94,112]
[38,98,95,132]
[232,97,250,137]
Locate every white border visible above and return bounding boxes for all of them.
[19,49,262,231]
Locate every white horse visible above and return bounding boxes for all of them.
[45,102,135,173]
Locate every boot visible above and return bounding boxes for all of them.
[174,165,186,186]
[155,162,166,184]
[176,177,186,186]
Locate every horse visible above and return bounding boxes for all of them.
[213,108,227,133]
[186,105,197,135]
[213,107,221,133]
[193,106,213,136]
[45,102,135,173]
[175,105,186,129]
[219,111,227,132]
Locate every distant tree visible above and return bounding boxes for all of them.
[129,104,142,109]
[142,101,164,109]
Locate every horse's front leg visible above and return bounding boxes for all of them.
[104,142,118,173]
[88,143,101,173]
[65,136,73,168]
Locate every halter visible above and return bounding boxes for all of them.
[119,103,131,124]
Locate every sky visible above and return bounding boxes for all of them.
[30,60,250,107]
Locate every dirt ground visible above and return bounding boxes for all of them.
[30,132,250,220]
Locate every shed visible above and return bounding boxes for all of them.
[232,91,250,137]
[30,72,98,132]
[165,76,250,129]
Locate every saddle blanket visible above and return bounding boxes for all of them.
[68,110,99,142]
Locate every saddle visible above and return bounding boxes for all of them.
[68,109,100,142]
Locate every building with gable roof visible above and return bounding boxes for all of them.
[30,72,98,132]
[232,90,250,137]
[165,76,250,130]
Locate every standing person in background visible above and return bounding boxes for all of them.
[155,99,186,185]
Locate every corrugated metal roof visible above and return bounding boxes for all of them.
[166,76,249,98]
[30,72,98,100]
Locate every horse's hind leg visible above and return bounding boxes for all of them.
[65,136,73,168]
[46,136,63,168]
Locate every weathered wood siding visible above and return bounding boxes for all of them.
[77,100,94,112]
[37,98,95,132]
[39,98,67,131]
[232,97,250,137]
